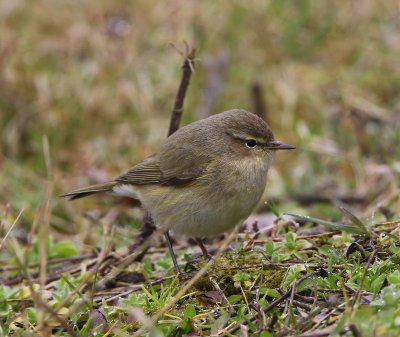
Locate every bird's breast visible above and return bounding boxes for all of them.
[138,156,272,237]
[213,155,271,195]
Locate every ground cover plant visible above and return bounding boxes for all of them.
[1,1,400,336]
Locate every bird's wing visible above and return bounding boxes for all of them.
[115,156,163,185]
[116,124,214,186]
[115,153,205,186]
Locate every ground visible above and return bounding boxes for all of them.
[0,1,400,336]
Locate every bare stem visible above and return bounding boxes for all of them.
[251,81,268,122]
[168,47,196,136]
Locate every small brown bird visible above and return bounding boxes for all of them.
[62,109,295,272]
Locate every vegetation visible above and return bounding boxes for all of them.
[0,1,399,336]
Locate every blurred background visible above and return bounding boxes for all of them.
[0,0,399,248]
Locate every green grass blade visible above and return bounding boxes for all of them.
[338,206,370,236]
[285,213,368,235]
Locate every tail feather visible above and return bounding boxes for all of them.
[61,182,117,200]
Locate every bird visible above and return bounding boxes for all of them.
[62,109,295,272]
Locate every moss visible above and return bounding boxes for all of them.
[192,250,287,297]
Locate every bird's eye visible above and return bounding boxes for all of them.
[245,139,257,148]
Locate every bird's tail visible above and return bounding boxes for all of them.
[60,181,117,200]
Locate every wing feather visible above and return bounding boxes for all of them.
[115,125,214,186]
[116,156,162,184]
[115,152,207,186]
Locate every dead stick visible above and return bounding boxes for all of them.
[251,81,268,122]
[168,47,196,136]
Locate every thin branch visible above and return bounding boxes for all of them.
[168,46,196,136]
[209,276,230,306]
[0,208,24,251]
[251,81,268,122]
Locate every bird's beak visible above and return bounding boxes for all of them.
[266,141,296,150]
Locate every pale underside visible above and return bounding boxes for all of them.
[113,155,272,237]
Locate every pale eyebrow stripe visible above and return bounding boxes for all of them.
[226,131,269,147]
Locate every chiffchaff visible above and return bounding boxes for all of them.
[62,109,295,271]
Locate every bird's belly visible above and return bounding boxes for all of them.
[140,180,266,238]
[170,194,258,237]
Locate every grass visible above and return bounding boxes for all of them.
[1,0,400,336]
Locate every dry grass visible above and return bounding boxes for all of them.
[0,1,400,336]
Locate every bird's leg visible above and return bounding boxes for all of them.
[164,231,180,274]
[195,237,212,260]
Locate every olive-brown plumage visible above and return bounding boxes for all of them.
[62,109,295,237]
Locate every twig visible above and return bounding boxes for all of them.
[168,45,196,136]
[250,81,268,122]
[209,276,229,306]
[294,293,316,304]
[284,280,297,327]
[276,307,323,337]
[0,253,97,272]
[292,300,313,311]
[97,275,177,304]
[286,326,334,337]
[305,302,346,334]
[0,208,24,251]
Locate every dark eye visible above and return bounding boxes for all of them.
[245,139,257,148]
